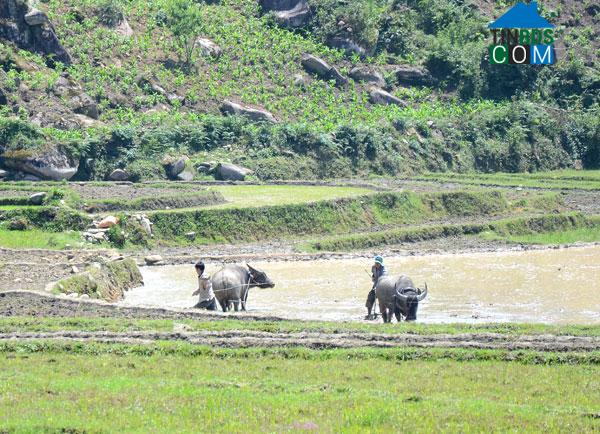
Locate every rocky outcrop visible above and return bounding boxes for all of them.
[195,37,222,58]
[369,87,406,107]
[349,66,385,87]
[259,0,310,28]
[3,148,79,181]
[393,65,432,86]
[215,163,253,181]
[0,0,71,65]
[220,100,277,123]
[301,54,346,86]
[115,18,133,38]
[162,156,195,181]
[70,93,99,119]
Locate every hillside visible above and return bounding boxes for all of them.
[0,0,598,181]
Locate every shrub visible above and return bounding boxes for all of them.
[95,0,125,27]
[7,218,29,231]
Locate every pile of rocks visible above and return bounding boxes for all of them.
[82,215,119,243]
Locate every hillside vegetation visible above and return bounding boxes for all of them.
[0,0,598,181]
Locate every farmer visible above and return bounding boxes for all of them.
[192,260,217,310]
[365,255,387,320]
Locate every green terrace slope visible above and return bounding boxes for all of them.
[0,0,598,181]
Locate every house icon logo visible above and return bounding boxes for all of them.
[488,1,556,65]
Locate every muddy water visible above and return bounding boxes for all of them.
[121,246,600,324]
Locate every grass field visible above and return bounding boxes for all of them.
[2,317,600,337]
[481,226,600,245]
[0,229,85,249]
[204,185,373,209]
[411,170,600,191]
[0,343,598,432]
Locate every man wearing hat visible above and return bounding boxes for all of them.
[365,255,386,320]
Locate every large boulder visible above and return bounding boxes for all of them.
[394,65,432,86]
[0,0,71,65]
[3,148,79,181]
[301,54,346,86]
[162,156,189,178]
[108,168,129,181]
[369,87,406,107]
[216,163,253,181]
[220,100,277,123]
[349,66,386,87]
[259,0,310,27]
[195,37,222,58]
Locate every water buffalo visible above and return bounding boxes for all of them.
[212,264,274,312]
[375,275,427,323]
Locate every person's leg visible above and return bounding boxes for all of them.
[365,289,376,319]
[207,297,218,311]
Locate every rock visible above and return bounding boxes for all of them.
[0,0,72,65]
[216,163,253,181]
[28,192,47,205]
[22,174,42,181]
[108,169,129,181]
[3,148,79,181]
[80,294,90,300]
[185,231,196,240]
[140,216,152,236]
[259,0,310,27]
[394,65,432,86]
[176,170,194,181]
[0,169,8,178]
[92,232,107,241]
[97,216,119,229]
[349,66,386,87]
[197,162,214,173]
[369,87,406,107]
[67,292,78,298]
[163,156,188,178]
[301,54,346,86]
[115,17,133,37]
[70,93,99,119]
[220,100,277,123]
[24,8,48,26]
[328,37,370,57]
[51,76,82,98]
[144,255,163,265]
[195,37,222,58]
[71,266,79,274]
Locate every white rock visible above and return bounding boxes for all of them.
[144,255,163,265]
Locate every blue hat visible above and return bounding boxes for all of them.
[374,255,384,265]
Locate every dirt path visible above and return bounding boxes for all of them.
[1,329,598,351]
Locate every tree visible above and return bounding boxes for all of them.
[166,0,204,69]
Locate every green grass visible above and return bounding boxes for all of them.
[204,185,373,209]
[0,229,85,249]
[2,317,599,337]
[412,170,600,191]
[301,212,599,252]
[0,346,598,432]
[481,226,600,245]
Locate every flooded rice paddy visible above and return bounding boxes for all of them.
[121,246,600,324]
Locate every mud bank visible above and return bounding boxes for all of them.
[1,330,598,352]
